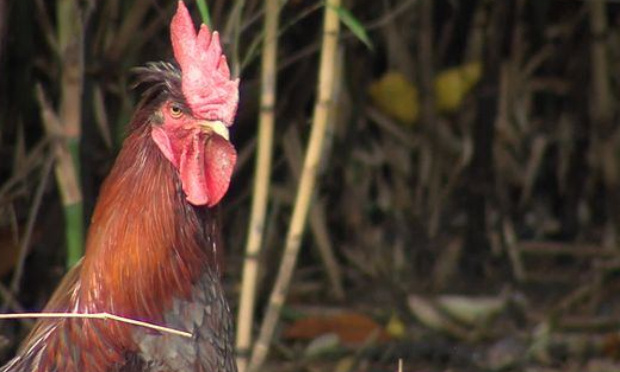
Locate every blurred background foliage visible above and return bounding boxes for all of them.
[3,0,620,371]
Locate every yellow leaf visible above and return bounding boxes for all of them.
[385,312,406,339]
[435,62,482,113]
[368,71,419,125]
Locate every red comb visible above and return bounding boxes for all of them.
[171,1,239,125]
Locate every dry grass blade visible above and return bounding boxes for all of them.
[236,1,280,372]
[93,84,112,150]
[104,0,151,62]
[0,312,192,338]
[248,1,342,370]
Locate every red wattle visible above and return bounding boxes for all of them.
[178,132,236,207]
[203,135,236,207]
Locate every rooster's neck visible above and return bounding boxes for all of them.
[0,123,228,372]
[79,122,218,331]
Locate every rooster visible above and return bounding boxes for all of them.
[1,2,239,371]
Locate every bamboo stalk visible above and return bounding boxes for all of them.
[196,0,212,28]
[36,82,83,270]
[247,0,341,370]
[282,126,344,299]
[56,0,85,268]
[235,1,280,372]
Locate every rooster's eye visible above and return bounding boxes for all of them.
[169,104,183,118]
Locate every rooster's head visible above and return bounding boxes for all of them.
[137,1,238,207]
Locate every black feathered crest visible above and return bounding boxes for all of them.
[132,61,184,105]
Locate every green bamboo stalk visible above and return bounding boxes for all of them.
[247,0,341,370]
[195,0,212,28]
[57,0,85,267]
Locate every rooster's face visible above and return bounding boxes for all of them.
[150,98,236,207]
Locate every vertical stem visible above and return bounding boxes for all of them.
[225,0,247,76]
[588,0,617,249]
[248,0,341,370]
[462,0,509,277]
[0,0,6,63]
[416,0,437,232]
[417,0,435,126]
[196,0,212,28]
[57,0,84,267]
[235,1,280,371]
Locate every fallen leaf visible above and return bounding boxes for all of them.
[284,312,390,345]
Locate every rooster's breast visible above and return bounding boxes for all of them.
[128,271,236,372]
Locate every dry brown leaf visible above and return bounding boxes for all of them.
[283,312,390,345]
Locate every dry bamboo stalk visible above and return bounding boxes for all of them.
[502,219,526,282]
[282,126,344,299]
[235,1,280,372]
[589,0,612,126]
[247,0,341,370]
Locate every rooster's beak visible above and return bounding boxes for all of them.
[198,120,229,141]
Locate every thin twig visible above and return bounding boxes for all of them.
[224,0,247,76]
[34,0,60,53]
[9,155,54,294]
[0,283,34,328]
[0,139,49,205]
[105,0,151,62]
[365,0,417,30]
[235,1,280,372]
[0,312,192,338]
[248,0,341,370]
[247,0,408,73]
[241,2,322,72]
